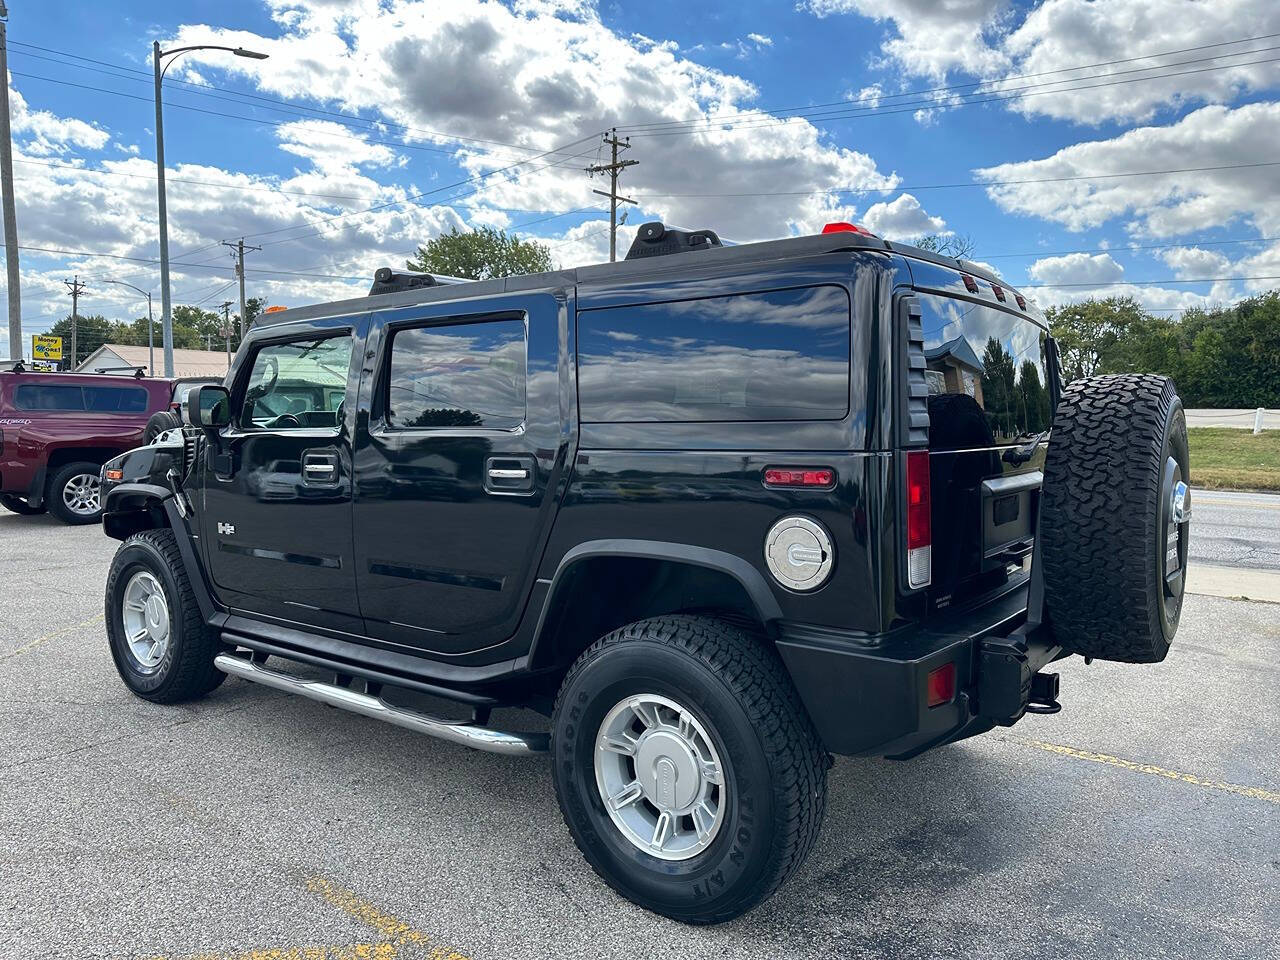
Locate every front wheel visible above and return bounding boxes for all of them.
[104,528,225,703]
[551,615,827,924]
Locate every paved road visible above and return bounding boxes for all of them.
[1,513,1278,960]
[1186,408,1279,429]
[1191,489,1280,571]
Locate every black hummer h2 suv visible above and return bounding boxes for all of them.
[98,222,1191,924]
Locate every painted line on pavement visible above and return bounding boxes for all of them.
[1010,736,1280,804]
[0,613,104,662]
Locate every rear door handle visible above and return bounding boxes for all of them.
[485,456,536,494]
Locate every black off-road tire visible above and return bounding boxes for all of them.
[104,528,226,703]
[144,410,182,444]
[551,615,828,924]
[0,493,45,515]
[1040,374,1189,663]
[46,460,105,525]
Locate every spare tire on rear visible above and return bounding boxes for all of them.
[1039,374,1190,664]
[143,410,182,444]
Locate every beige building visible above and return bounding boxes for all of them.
[76,344,230,379]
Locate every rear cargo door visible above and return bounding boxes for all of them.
[912,285,1053,607]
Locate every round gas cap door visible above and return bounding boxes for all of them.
[764,517,834,591]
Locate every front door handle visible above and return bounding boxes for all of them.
[302,451,339,485]
[487,467,528,480]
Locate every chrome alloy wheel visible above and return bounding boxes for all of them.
[121,571,171,672]
[593,694,726,861]
[62,472,101,516]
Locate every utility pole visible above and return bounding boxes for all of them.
[220,300,233,368]
[0,2,22,364]
[585,128,638,262]
[223,238,261,337]
[63,276,84,369]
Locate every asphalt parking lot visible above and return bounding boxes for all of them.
[2,511,1278,960]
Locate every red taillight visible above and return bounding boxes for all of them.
[822,222,878,238]
[927,663,956,707]
[764,467,836,488]
[991,283,1006,302]
[905,449,931,588]
[1015,294,1027,311]
[961,274,979,293]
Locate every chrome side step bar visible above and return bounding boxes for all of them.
[214,653,548,756]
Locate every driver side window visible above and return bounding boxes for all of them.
[238,335,353,430]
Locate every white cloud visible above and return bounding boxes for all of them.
[746,33,773,47]
[168,0,899,240]
[975,102,1280,238]
[1159,247,1233,279]
[860,193,947,241]
[8,86,110,156]
[804,0,1280,125]
[1027,252,1124,286]
[803,0,1011,79]
[1001,0,1280,124]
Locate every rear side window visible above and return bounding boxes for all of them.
[916,291,1051,443]
[386,319,526,430]
[14,385,84,411]
[577,285,851,423]
[84,386,148,412]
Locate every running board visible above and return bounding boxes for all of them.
[213,653,548,756]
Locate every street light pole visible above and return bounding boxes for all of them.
[152,40,268,378]
[101,279,155,376]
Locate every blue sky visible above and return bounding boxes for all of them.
[3,0,1279,353]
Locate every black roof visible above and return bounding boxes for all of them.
[260,229,1033,328]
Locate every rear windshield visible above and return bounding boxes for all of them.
[577,285,851,423]
[917,291,1051,445]
[13,383,148,413]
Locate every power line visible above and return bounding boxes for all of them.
[617,32,1280,133]
[585,129,637,262]
[618,34,1280,136]
[981,235,1280,260]
[6,39,595,163]
[1022,274,1280,289]
[625,54,1280,139]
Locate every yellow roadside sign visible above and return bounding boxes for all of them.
[31,335,63,361]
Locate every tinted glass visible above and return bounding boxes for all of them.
[577,286,851,423]
[386,320,526,430]
[239,336,352,429]
[83,386,148,412]
[917,292,1051,446]
[14,384,84,411]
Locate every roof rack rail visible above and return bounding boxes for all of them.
[369,267,469,297]
[93,365,148,378]
[625,222,723,261]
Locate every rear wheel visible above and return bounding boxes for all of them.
[551,615,827,924]
[1040,374,1189,663]
[0,493,45,516]
[46,461,103,525]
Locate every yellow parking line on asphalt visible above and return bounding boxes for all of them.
[0,613,104,662]
[1011,736,1280,804]
[306,876,472,960]
[178,945,397,959]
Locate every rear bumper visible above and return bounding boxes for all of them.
[776,581,1061,758]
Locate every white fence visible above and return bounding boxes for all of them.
[1185,409,1277,432]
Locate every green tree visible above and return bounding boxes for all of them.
[407,226,554,280]
[1017,359,1050,433]
[236,296,265,332]
[980,337,1018,437]
[1045,295,1145,381]
[47,313,112,367]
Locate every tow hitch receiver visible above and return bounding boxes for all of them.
[978,632,1062,725]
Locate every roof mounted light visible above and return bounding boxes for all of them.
[821,222,878,238]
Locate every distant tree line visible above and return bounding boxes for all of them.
[46,298,265,367]
[1046,291,1280,407]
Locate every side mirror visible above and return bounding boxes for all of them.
[189,384,231,430]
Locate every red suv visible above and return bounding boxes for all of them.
[0,368,174,524]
